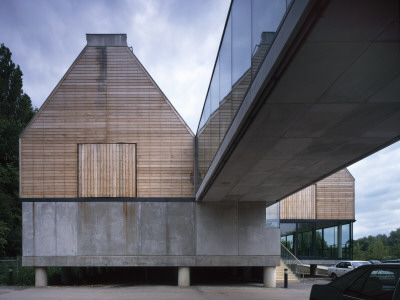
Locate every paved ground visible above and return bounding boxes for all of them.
[0,278,330,300]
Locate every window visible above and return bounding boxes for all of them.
[345,268,400,300]
[337,262,346,268]
[266,202,280,228]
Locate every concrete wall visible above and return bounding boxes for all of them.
[22,202,280,267]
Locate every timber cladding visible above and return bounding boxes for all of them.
[78,143,136,197]
[20,46,194,198]
[280,169,355,220]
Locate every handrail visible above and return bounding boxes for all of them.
[281,243,305,281]
[281,243,303,265]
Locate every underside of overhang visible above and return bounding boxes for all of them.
[197,0,400,203]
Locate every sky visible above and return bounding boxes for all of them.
[1,0,399,240]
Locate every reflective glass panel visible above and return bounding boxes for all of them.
[231,0,251,84]
[298,223,314,257]
[251,0,286,51]
[196,0,291,190]
[298,230,313,257]
[316,229,324,257]
[280,223,296,236]
[286,235,294,253]
[323,226,337,259]
[266,202,280,228]
[219,16,232,102]
[210,61,220,114]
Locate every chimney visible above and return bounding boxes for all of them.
[86,34,127,47]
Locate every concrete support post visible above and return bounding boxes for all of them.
[310,264,318,276]
[178,267,190,287]
[35,267,48,287]
[338,224,342,258]
[263,266,276,288]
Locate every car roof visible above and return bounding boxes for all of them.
[360,263,400,268]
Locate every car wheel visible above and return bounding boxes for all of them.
[331,273,337,281]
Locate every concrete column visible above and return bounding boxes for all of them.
[337,224,342,258]
[310,264,318,276]
[263,266,276,288]
[35,267,48,287]
[178,267,190,287]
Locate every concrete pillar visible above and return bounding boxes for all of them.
[178,267,190,287]
[310,264,318,276]
[337,224,342,258]
[263,266,276,288]
[35,267,48,287]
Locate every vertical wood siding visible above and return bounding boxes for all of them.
[280,185,316,219]
[78,144,136,197]
[280,169,354,220]
[315,169,355,220]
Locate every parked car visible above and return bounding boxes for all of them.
[369,260,382,264]
[328,261,370,280]
[310,264,400,300]
[383,259,400,264]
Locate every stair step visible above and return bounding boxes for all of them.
[276,259,301,283]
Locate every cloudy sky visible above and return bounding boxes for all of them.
[1,0,399,239]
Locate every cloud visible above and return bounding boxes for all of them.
[0,0,230,132]
[348,141,400,239]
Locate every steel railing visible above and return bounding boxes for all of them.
[281,243,305,281]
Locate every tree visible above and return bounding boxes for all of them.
[353,243,366,260]
[0,43,36,256]
[353,228,400,261]
[388,228,400,246]
[367,239,389,261]
[390,243,400,258]
[0,221,10,256]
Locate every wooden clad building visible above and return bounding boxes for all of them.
[20,35,282,287]
[19,33,356,286]
[280,168,355,220]
[279,169,355,261]
[20,35,194,200]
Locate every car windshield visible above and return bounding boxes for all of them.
[353,262,370,268]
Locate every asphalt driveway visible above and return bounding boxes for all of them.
[0,278,330,300]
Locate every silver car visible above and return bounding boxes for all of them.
[328,261,370,280]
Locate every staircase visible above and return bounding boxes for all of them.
[276,260,301,283]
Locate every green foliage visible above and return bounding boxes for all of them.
[0,43,36,257]
[0,258,34,286]
[353,243,366,260]
[367,239,389,261]
[353,227,400,261]
[0,221,10,256]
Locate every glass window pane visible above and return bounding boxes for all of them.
[316,229,323,257]
[231,0,251,84]
[281,223,296,236]
[251,0,286,51]
[204,93,211,123]
[219,16,232,102]
[342,223,350,245]
[218,16,233,143]
[298,223,314,257]
[286,235,294,253]
[323,226,337,259]
[266,202,280,228]
[210,60,220,114]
